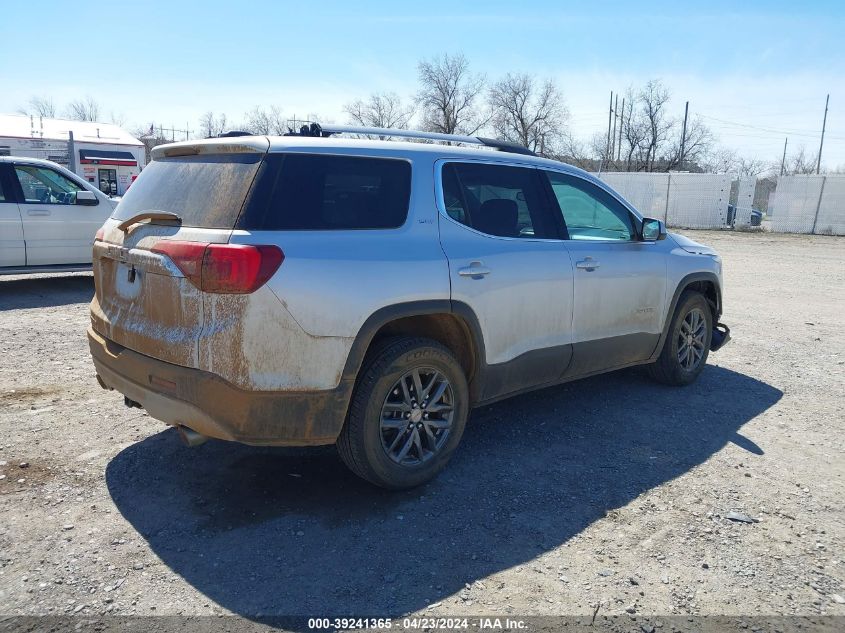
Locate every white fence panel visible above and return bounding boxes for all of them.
[591,172,842,235]
[665,173,730,229]
[734,177,756,227]
[814,176,845,236]
[769,176,826,234]
[595,172,669,219]
[596,172,729,229]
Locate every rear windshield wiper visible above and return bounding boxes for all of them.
[117,211,183,234]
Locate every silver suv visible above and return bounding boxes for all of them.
[88,124,730,489]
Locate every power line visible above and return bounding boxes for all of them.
[698,114,844,140]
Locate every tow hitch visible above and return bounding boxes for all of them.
[710,323,731,351]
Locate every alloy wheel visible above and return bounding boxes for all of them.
[677,307,707,371]
[379,368,454,466]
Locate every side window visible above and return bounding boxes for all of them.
[441,162,555,239]
[14,165,82,205]
[545,171,634,241]
[0,171,5,202]
[239,154,411,230]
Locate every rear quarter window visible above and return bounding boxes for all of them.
[239,154,411,230]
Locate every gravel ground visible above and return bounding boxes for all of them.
[0,231,843,628]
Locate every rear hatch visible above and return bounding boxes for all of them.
[90,137,270,368]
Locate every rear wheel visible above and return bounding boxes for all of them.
[648,291,713,386]
[337,337,469,489]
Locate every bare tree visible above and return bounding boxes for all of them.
[488,74,568,156]
[664,116,713,171]
[610,81,687,172]
[199,112,229,138]
[344,93,414,129]
[65,96,101,122]
[245,105,286,135]
[588,130,615,166]
[617,89,649,171]
[556,132,598,170]
[782,146,819,175]
[416,53,487,135]
[18,96,57,118]
[701,147,739,174]
[638,80,673,171]
[735,156,772,178]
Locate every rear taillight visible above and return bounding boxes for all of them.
[151,241,284,294]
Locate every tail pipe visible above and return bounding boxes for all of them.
[177,425,209,448]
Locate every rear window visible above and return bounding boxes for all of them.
[112,154,262,229]
[238,153,411,230]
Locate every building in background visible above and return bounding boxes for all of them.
[0,114,145,196]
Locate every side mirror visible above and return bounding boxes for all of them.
[641,217,666,241]
[76,190,99,206]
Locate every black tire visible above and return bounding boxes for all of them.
[647,291,713,386]
[337,336,469,490]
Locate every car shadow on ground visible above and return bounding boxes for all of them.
[106,365,780,620]
[0,274,94,310]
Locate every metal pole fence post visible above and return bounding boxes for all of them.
[817,94,829,175]
[811,176,827,235]
[663,174,672,224]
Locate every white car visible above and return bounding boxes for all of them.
[0,156,116,274]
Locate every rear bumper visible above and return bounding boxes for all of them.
[88,328,352,446]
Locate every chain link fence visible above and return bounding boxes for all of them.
[592,172,845,236]
[595,172,730,229]
[769,175,845,235]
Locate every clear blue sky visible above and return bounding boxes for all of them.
[1,0,843,167]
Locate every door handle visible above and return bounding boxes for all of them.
[458,262,491,278]
[575,257,600,271]
[27,209,51,217]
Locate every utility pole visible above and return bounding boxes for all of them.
[679,100,689,171]
[817,93,829,174]
[610,93,618,163]
[780,137,788,176]
[617,97,624,162]
[606,91,613,160]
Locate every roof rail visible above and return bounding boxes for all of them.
[286,123,536,156]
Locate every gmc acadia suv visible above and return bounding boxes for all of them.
[88,125,730,489]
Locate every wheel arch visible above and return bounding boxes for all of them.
[651,272,721,361]
[341,301,487,403]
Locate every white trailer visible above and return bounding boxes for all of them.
[0,114,145,196]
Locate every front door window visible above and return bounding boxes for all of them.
[546,172,635,241]
[14,165,83,204]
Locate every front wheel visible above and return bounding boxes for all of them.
[647,291,713,386]
[337,337,469,489]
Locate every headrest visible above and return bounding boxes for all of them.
[475,198,519,237]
